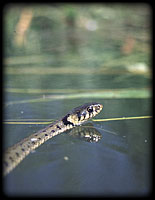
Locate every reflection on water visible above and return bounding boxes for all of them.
[68,123,102,143]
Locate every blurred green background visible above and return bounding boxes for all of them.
[4,3,151,95]
[3,3,152,197]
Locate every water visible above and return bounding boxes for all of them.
[3,56,151,197]
[3,95,151,196]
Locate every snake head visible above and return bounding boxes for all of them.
[86,103,103,116]
[67,102,103,126]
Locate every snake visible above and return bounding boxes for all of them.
[3,102,103,176]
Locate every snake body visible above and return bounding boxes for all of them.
[4,102,103,176]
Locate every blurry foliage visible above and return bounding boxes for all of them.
[4,3,151,66]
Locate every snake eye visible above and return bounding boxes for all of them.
[87,106,93,113]
[97,105,101,109]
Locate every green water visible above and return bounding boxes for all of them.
[4,95,151,196]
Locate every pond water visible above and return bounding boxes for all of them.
[3,82,151,197]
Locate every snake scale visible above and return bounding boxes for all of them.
[3,102,103,176]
